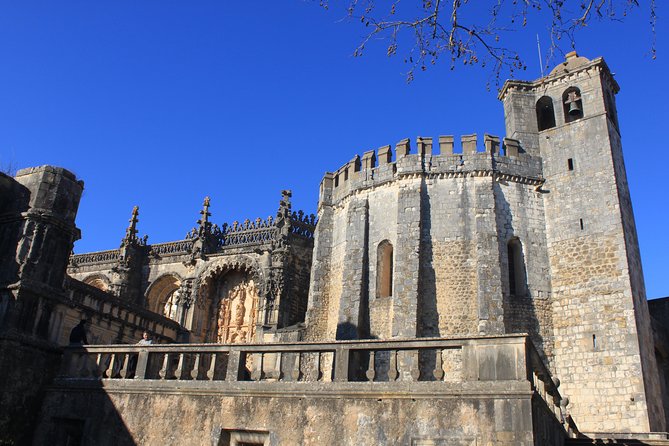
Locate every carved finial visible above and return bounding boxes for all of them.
[277,190,292,219]
[197,196,212,236]
[124,206,139,243]
[275,190,293,245]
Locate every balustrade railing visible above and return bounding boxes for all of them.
[289,211,316,239]
[216,218,277,248]
[69,249,120,266]
[65,279,182,342]
[59,335,564,416]
[149,240,194,256]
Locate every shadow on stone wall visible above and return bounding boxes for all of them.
[493,181,547,360]
[417,178,439,380]
[0,175,29,286]
[335,321,380,381]
[32,354,137,446]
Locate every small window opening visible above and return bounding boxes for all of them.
[567,158,574,171]
[376,241,394,298]
[507,238,527,297]
[220,429,270,446]
[592,334,597,350]
[344,168,349,181]
[580,219,584,230]
[536,96,556,131]
[334,174,339,187]
[563,87,584,123]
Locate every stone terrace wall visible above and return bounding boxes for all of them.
[35,335,566,446]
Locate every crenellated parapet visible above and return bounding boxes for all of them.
[319,133,542,206]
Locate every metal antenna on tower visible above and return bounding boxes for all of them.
[537,34,544,78]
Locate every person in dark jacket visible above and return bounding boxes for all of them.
[69,319,89,345]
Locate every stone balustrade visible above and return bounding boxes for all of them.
[69,249,120,266]
[149,239,194,256]
[59,335,563,417]
[65,279,181,341]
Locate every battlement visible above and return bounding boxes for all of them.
[320,134,541,205]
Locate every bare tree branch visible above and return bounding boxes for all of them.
[316,0,657,87]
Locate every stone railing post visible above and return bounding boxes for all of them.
[225,349,242,381]
[134,350,149,380]
[59,348,76,377]
[333,346,349,382]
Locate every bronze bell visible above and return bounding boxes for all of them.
[568,100,582,116]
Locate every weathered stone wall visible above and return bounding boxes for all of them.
[304,190,347,341]
[609,116,666,431]
[284,240,313,327]
[493,177,553,362]
[367,184,399,339]
[0,337,61,445]
[13,166,83,290]
[649,302,669,431]
[35,388,551,446]
[0,173,30,287]
[422,177,479,337]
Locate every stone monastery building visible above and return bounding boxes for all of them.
[2,52,669,445]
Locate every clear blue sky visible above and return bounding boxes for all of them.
[1,1,667,298]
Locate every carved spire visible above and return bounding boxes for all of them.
[274,190,292,247]
[123,206,139,245]
[276,190,292,221]
[197,196,211,237]
[114,205,145,303]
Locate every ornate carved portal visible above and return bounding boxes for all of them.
[214,272,258,344]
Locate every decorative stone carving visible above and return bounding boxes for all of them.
[216,278,258,344]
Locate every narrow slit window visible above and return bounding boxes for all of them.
[592,334,597,350]
[568,158,574,171]
[507,238,527,297]
[376,240,394,298]
[580,219,584,230]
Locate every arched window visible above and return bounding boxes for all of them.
[83,274,110,292]
[507,238,527,297]
[536,96,556,131]
[146,274,181,322]
[563,87,584,123]
[376,240,393,298]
